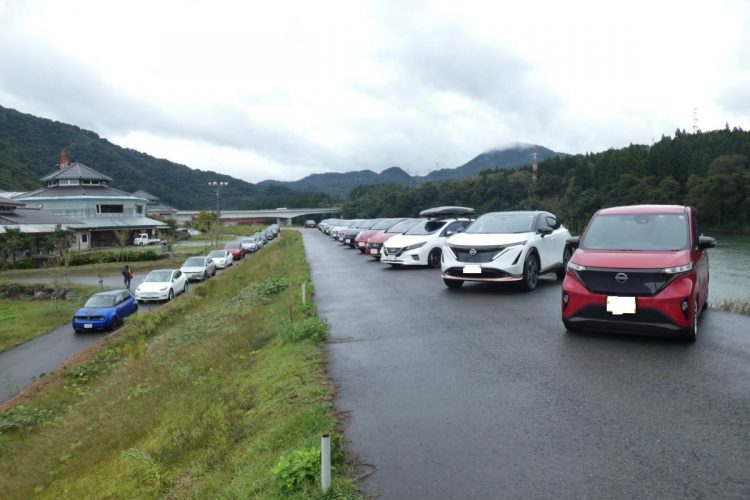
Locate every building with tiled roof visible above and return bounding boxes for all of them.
[13,153,167,249]
[132,189,178,217]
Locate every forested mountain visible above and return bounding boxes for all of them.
[417,144,560,183]
[342,128,750,233]
[0,106,306,209]
[257,166,414,198]
[257,144,562,196]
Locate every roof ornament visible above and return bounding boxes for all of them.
[59,148,69,169]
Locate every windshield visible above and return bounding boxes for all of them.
[84,295,116,307]
[208,251,224,258]
[371,218,397,230]
[361,219,380,229]
[387,219,422,233]
[465,213,535,234]
[405,220,447,235]
[184,257,205,266]
[145,271,173,282]
[581,213,689,251]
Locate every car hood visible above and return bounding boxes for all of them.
[75,307,112,316]
[356,229,381,241]
[368,232,398,244]
[384,234,435,247]
[571,249,693,269]
[446,232,530,247]
[137,281,171,292]
[181,266,206,273]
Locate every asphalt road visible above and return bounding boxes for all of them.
[0,263,236,403]
[301,229,750,499]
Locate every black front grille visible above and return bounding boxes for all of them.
[445,267,510,279]
[368,243,382,249]
[75,315,105,321]
[385,247,403,256]
[577,269,670,296]
[449,246,504,263]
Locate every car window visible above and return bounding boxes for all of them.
[465,213,535,234]
[387,219,423,233]
[146,271,172,282]
[184,257,204,266]
[405,220,446,235]
[581,213,689,251]
[84,295,116,307]
[441,221,467,237]
[175,271,182,279]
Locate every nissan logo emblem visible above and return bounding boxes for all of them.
[469,248,477,256]
[615,272,629,284]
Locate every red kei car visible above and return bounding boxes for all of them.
[562,205,716,341]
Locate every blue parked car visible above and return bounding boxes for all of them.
[72,289,138,333]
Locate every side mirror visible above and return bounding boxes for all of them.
[457,227,465,233]
[445,231,454,237]
[698,235,717,250]
[566,236,580,249]
[539,227,553,236]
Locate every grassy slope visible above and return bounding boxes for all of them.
[0,284,98,352]
[0,232,359,498]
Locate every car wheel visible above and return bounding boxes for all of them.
[183,282,188,294]
[109,316,122,332]
[203,271,208,280]
[212,268,216,277]
[684,295,699,342]
[522,252,540,291]
[443,278,464,289]
[167,289,174,302]
[556,246,572,280]
[427,248,442,268]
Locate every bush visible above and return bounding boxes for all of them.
[271,434,346,494]
[279,317,328,343]
[0,405,55,434]
[8,257,35,270]
[69,249,160,266]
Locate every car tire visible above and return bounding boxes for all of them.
[684,295,699,342]
[109,316,122,332]
[427,248,442,268]
[556,246,572,280]
[443,278,464,289]
[522,252,540,291]
[203,271,208,280]
[167,289,174,302]
[183,282,188,294]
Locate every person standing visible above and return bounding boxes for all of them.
[122,264,132,289]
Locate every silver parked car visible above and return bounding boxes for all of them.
[240,237,259,253]
[180,256,217,281]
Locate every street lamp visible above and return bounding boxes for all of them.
[208,181,228,216]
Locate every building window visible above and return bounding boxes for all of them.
[97,204,124,214]
[136,205,144,215]
[81,233,88,243]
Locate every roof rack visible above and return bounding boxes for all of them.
[418,206,475,219]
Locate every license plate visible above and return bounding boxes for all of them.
[606,296,636,315]
[370,249,379,255]
[383,254,394,261]
[345,238,351,243]
[84,323,92,328]
[463,264,482,274]
[358,242,365,247]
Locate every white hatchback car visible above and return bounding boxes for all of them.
[380,207,474,268]
[207,249,234,269]
[134,269,188,302]
[441,211,572,290]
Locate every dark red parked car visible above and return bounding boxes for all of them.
[224,241,246,260]
[562,205,716,341]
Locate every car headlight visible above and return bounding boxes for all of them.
[567,261,586,271]
[492,243,526,260]
[662,263,693,274]
[159,286,168,291]
[404,242,426,251]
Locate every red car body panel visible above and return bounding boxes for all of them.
[224,244,246,260]
[561,205,712,338]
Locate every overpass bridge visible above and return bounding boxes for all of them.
[175,207,340,225]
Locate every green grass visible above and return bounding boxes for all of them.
[0,284,99,352]
[713,297,750,316]
[0,231,360,499]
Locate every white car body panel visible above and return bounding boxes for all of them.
[380,231,446,266]
[134,270,188,301]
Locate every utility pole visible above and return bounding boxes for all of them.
[693,108,699,134]
[531,146,539,182]
[208,181,228,217]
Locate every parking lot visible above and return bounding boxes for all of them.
[302,229,750,499]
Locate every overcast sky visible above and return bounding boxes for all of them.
[1,0,748,183]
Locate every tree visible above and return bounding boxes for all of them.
[44,225,75,268]
[113,229,132,261]
[0,227,30,269]
[157,217,178,252]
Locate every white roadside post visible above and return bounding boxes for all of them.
[321,434,331,493]
[301,282,307,305]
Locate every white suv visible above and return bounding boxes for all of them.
[380,207,474,268]
[441,211,572,290]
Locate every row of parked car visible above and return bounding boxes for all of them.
[315,205,716,341]
[71,225,281,333]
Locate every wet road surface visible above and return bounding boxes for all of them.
[302,230,750,499]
